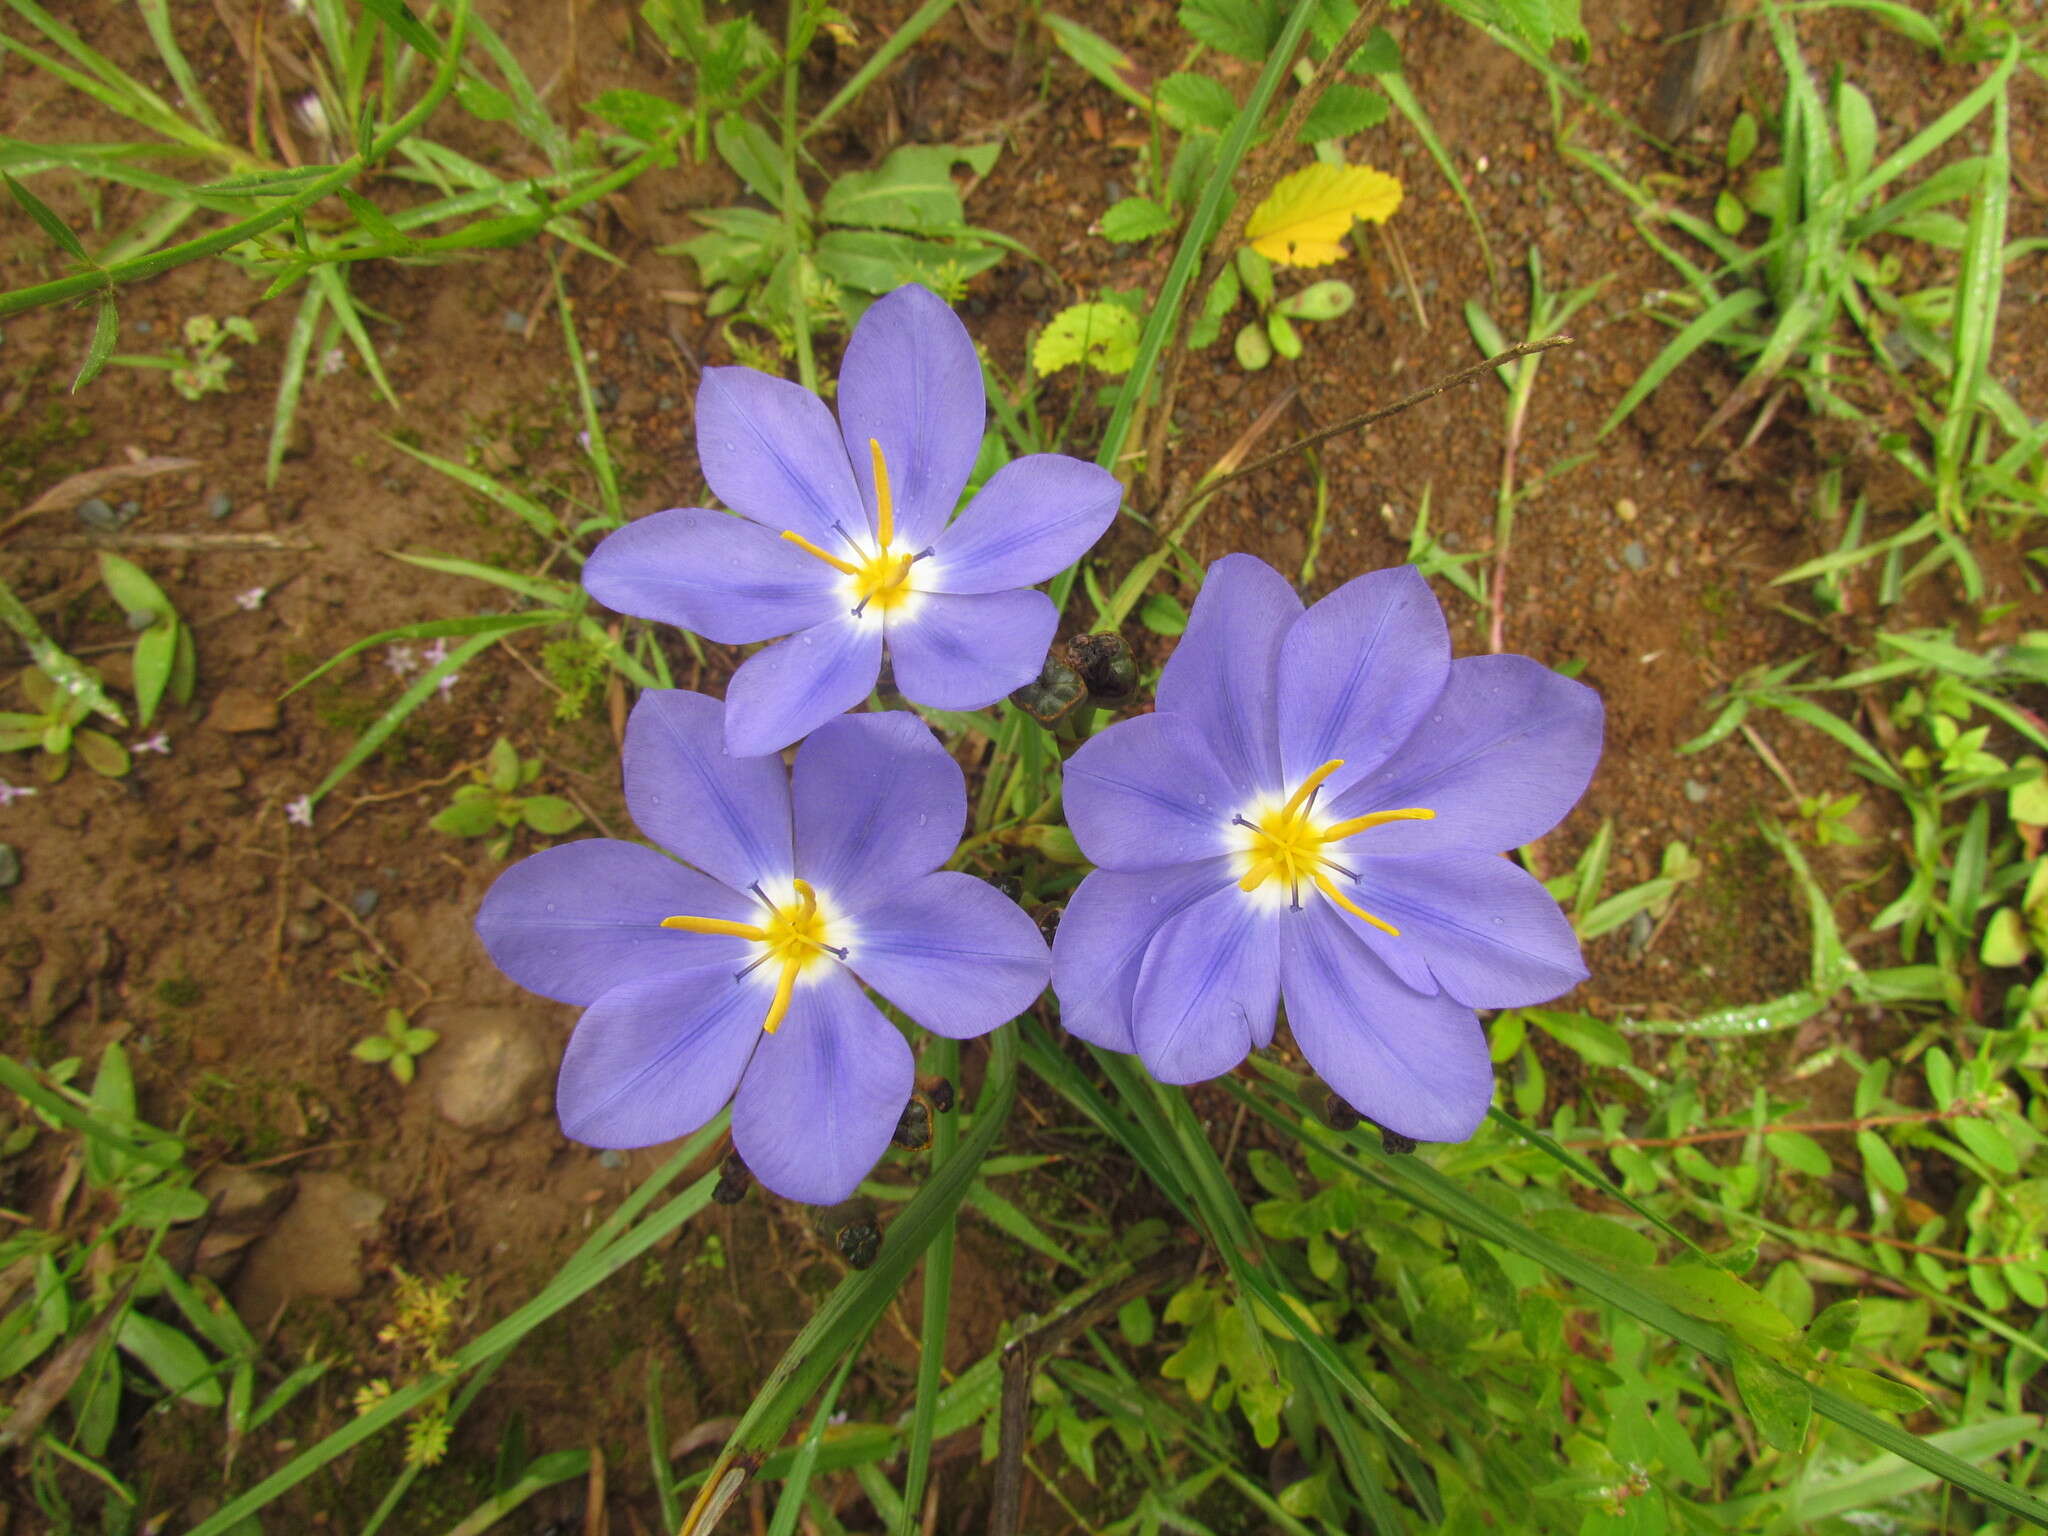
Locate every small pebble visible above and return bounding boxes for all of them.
[350,887,380,918]
[1683,779,1710,804]
[598,1149,626,1169]
[76,498,120,531]
[0,845,19,889]
[207,490,233,520]
[284,913,325,947]
[500,309,526,332]
[1615,497,1638,523]
[118,500,139,521]
[1621,541,1649,572]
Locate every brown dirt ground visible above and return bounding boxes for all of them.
[2,0,2043,1530]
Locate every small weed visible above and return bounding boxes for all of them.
[351,1008,440,1085]
[430,738,584,859]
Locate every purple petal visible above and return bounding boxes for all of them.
[1051,860,1236,1054]
[624,690,792,890]
[1349,851,1586,1009]
[1131,884,1281,1082]
[846,871,1050,1037]
[922,456,1122,595]
[1329,655,1604,854]
[1280,903,1491,1142]
[556,969,762,1148]
[723,614,883,757]
[836,285,983,550]
[583,509,840,644]
[1276,565,1449,799]
[476,839,755,1004]
[1155,554,1301,796]
[1064,711,1239,871]
[886,589,1052,710]
[731,964,914,1204]
[697,366,865,545]
[793,712,965,914]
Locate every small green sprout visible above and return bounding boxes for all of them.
[0,664,130,780]
[352,1008,440,1085]
[98,554,196,729]
[430,738,584,859]
[110,314,258,401]
[1798,791,1867,848]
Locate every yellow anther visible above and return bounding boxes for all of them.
[780,530,863,577]
[661,915,768,941]
[868,437,894,548]
[1234,761,1430,937]
[1321,807,1435,842]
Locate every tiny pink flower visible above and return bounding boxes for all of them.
[384,644,420,676]
[320,347,346,376]
[0,780,39,809]
[132,733,171,755]
[235,586,268,611]
[421,638,452,668]
[286,795,315,827]
[436,672,461,700]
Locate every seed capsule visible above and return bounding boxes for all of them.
[1322,1092,1362,1132]
[891,1094,933,1151]
[821,1198,881,1269]
[1377,1127,1417,1156]
[1009,654,1089,728]
[929,1078,955,1114]
[712,1151,751,1205]
[1064,632,1138,704]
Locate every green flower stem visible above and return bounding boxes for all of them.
[676,1026,1019,1534]
[0,0,472,321]
[895,1034,961,1536]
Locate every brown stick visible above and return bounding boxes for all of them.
[989,1247,1200,1536]
[1564,1104,1984,1152]
[1138,0,1391,506]
[14,531,315,551]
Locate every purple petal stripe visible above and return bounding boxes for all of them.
[1051,859,1237,1054]
[476,839,755,1005]
[1280,903,1492,1142]
[556,968,762,1149]
[845,871,1050,1038]
[1063,711,1239,871]
[583,510,841,644]
[1155,554,1300,795]
[696,365,866,545]
[886,589,1053,711]
[624,690,792,891]
[1349,851,1587,1009]
[731,964,914,1204]
[723,614,883,757]
[792,712,965,915]
[922,455,1122,595]
[1131,884,1281,1083]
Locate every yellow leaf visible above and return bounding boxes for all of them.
[1244,163,1403,267]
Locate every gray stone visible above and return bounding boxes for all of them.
[206,490,233,520]
[76,497,120,531]
[230,1173,386,1323]
[350,887,380,918]
[1621,541,1649,572]
[420,1007,552,1136]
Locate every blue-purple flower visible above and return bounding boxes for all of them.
[584,285,1124,756]
[1051,555,1603,1142]
[476,690,1050,1203]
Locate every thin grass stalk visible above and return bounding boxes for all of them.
[0,0,471,320]
[895,1035,961,1536]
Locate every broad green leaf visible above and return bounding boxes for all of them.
[1857,1130,1908,1193]
[1765,1130,1831,1177]
[1245,162,1403,266]
[1155,72,1237,132]
[821,145,991,232]
[118,1312,223,1407]
[1034,302,1142,376]
[520,795,584,835]
[1178,0,1274,60]
[1733,1344,1811,1451]
[1100,197,1177,243]
[1952,1115,2018,1175]
[432,798,502,838]
[1140,592,1188,636]
[1299,82,1388,142]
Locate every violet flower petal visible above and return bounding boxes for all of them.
[1351,851,1588,1009]
[1330,654,1604,855]
[792,712,965,915]
[696,366,865,545]
[1131,883,1281,1082]
[1051,859,1236,1054]
[1155,554,1301,796]
[1276,564,1449,798]
[624,689,793,890]
[555,969,763,1148]
[475,839,754,1004]
[845,871,1051,1038]
[723,613,884,757]
[584,509,841,644]
[886,589,1053,709]
[836,285,985,550]
[731,963,914,1204]
[922,456,1123,595]
[1280,903,1491,1142]
[1064,711,1240,871]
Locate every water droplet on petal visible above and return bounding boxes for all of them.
[545,903,556,914]
[1195,793,1207,805]
[1491,916,1504,926]
[916,813,927,826]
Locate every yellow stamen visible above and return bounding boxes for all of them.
[1321,807,1435,841]
[1313,871,1400,936]
[1232,758,1429,937]
[868,437,894,548]
[661,915,768,941]
[1279,758,1345,819]
[780,530,862,577]
[762,959,800,1035]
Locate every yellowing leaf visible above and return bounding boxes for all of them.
[1033,302,1141,375]
[1244,163,1403,267]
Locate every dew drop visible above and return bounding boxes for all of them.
[1490,916,1504,926]
[916,813,927,826]
[1195,793,1207,805]
[545,903,556,914]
